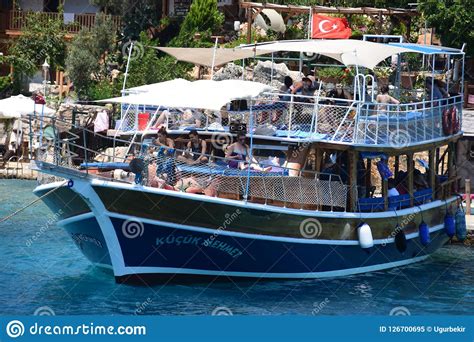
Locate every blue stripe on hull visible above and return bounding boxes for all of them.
[110,217,449,276]
[61,216,112,266]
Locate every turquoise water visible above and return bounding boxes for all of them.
[0,179,473,316]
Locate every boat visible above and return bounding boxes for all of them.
[30,38,466,283]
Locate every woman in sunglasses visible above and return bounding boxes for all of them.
[225,132,271,172]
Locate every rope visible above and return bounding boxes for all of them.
[0,180,68,224]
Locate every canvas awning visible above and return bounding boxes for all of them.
[0,95,55,119]
[100,79,273,111]
[154,47,274,67]
[240,39,416,69]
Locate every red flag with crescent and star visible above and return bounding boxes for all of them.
[311,14,352,39]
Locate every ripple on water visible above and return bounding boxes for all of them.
[0,180,473,315]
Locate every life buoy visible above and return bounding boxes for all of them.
[442,106,460,136]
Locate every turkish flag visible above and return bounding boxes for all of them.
[312,14,352,39]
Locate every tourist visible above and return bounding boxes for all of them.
[184,129,208,164]
[425,77,444,102]
[388,178,400,197]
[153,127,174,149]
[225,132,270,171]
[376,85,400,111]
[325,84,351,105]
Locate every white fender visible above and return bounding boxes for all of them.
[358,223,374,249]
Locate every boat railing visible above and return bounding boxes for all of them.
[30,114,348,211]
[115,91,461,147]
[354,95,463,146]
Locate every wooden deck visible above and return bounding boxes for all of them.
[1,10,122,35]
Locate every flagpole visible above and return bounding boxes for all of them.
[308,8,312,39]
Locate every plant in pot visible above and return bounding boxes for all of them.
[373,66,394,87]
[317,67,345,84]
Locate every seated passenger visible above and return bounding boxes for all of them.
[225,132,271,172]
[325,84,351,105]
[280,76,294,101]
[376,85,400,111]
[292,77,315,102]
[153,127,174,149]
[184,129,208,164]
[388,178,400,197]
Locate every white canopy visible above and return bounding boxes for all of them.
[0,95,56,119]
[101,79,273,111]
[241,39,415,69]
[154,47,272,68]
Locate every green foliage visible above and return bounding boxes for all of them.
[317,67,345,79]
[124,32,191,89]
[86,79,121,100]
[418,0,474,56]
[90,0,162,39]
[171,0,224,47]
[0,76,12,96]
[66,14,116,97]
[7,12,67,77]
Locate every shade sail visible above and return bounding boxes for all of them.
[0,95,55,119]
[389,43,464,55]
[240,39,415,69]
[154,47,274,67]
[100,79,273,111]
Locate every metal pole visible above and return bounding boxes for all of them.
[210,36,219,80]
[122,41,134,94]
[308,8,312,39]
[245,100,254,202]
[271,52,274,84]
[466,179,471,216]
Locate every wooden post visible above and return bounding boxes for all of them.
[315,147,322,172]
[394,155,399,178]
[246,8,252,44]
[365,159,371,197]
[59,71,64,100]
[349,150,358,212]
[407,153,414,207]
[466,179,471,216]
[429,148,436,200]
[382,178,388,211]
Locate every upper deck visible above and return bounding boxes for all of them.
[109,39,466,150]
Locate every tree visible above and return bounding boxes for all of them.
[90,0,162,39]
[66,14,115,97]
[171,0,224,47]
[418,0,474,56]
[124,32,191,88]
[7,12,67,90]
